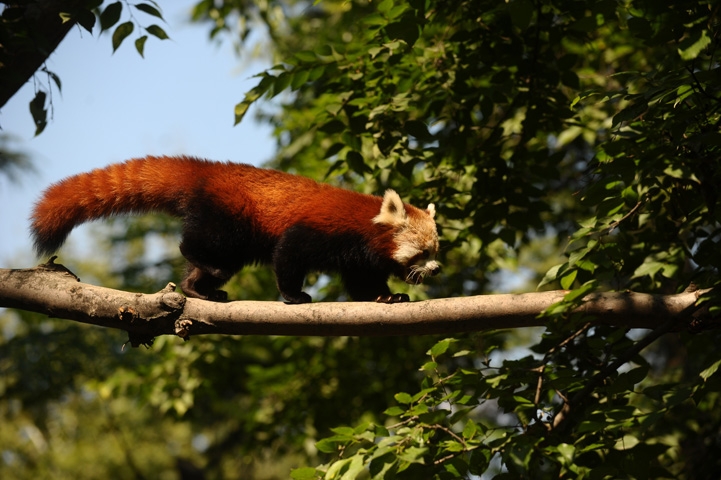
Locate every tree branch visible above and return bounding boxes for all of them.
[0,261,714,346]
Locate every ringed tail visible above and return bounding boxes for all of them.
[30,156,202,257]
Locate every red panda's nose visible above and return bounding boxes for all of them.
[429,264,441,276]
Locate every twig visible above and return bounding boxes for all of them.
[607,201,643,233]
[686,65,720,103]
[534,323,591,413]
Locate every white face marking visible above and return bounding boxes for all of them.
[391,213,440,284]
[372,190,440,284]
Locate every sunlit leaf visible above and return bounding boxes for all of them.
[700,359,721,381]
[678,29,711,60]
[111,21,134,52]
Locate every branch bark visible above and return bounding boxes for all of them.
[0,261,712,346]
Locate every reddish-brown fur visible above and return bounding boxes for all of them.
[31,156,439,303]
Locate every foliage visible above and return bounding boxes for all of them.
[3,0,721,478]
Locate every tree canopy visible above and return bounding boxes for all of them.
[2,0,721,478]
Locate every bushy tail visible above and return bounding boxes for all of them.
[30,156,200,257]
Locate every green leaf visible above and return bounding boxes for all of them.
[234,75,274,124]
[429,338,453,357]
[316,437,342,454]
[345,150,368,175]
[440,440,466,453]
[578,420,606,433]
[621,185,638,206]
[273,72,292,96]
[674,84,694,107]
[308,65,325,81]
[100,1,122,32]
[462,420,478,439]
[678,29,711,60]
[291,69,310,89]
[383,406,404,416]
[290,467,317,480]
[293,50,318,63]
[134,35,148,58]
[613,434,640,450]
[419,361,437,373]
[632,259,664,279]
[326,103,344,116]
[134,3,163,19]
[394,392,413,404]
[512,395,534,406]
[556,443,575,464]
[595,195,626,217]
[700,359,721,381]
[560,269,577,290]
[112,22,134,52]
[538,263,566,288]
[325,458,351,478]
[234,101,252,125]
[377,0,395,14]
[564,280,597,303]
[146,24,169,40]
[411,387,436,403]
[363,13,388,27]
[398,446,428,464]
[330,426,355,437]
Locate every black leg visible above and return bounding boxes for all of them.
[180,264,230,301]
[342,270,396,302]
[274,262,312,303]
[272,241,312,303]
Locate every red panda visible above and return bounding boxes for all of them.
[30,156,440,303]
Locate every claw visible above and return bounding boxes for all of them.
[375,293,410,304]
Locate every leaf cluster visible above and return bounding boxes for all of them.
[98,0,169,55]
[0,0,169,135]
[295,329,721,479]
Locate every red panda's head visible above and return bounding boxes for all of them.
[373,190,441,284]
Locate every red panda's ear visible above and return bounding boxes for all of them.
[427,203,436,219]
[373,189,408,227]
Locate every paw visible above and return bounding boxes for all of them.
[283,291,313,304]
[207,290,229,302]
[375,293,410,304]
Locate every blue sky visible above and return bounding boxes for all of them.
[0,1,274,266]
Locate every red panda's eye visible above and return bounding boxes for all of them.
[421,249,430,259]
